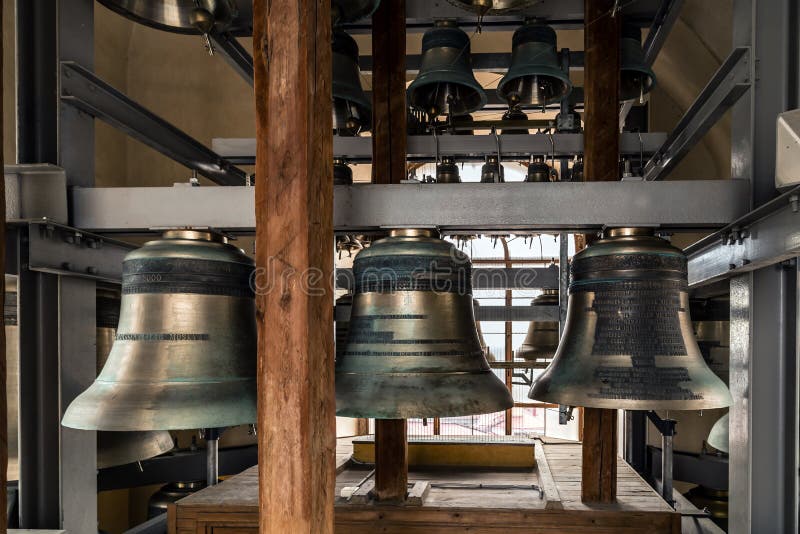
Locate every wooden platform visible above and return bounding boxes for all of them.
[169,437,680,533]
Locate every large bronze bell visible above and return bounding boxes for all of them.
[95,288,174,468]
[436,156,461,183]
[407,21,487,118]
[516,289,559,361]
[620,24,656,102]
[529,228,732,410]
[336,229,513,418]
[707,413,729,453]
[333,29,372,135]
[497,22,572,109]
[62,229,257,431]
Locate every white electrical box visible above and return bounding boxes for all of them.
[776,109,800,190]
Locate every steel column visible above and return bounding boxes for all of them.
[728,265,799,534]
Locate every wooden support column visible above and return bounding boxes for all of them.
[370,0,410,503]
[371,0,407,184]
[253,1,335,532]
[0,3,6,527]
[374,419,408,501]
[581,0,620,504]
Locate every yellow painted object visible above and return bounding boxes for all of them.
[352,438,536,468]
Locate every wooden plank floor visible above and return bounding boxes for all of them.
[171,436,680,534]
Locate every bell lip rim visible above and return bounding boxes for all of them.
[388,228,440,238]
[604,227,657,238]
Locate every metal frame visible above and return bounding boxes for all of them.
[12,0,800,531]
[69,181,749,233]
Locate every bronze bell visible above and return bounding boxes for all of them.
[529,228,732,410]
[336,229,513,418]
[481,155,505,183]
[407,21,487,118]
[333,158,353,185]
[500,107,528,135]
[497,21,572,109]
[94,288,174,468]
[526,155,554,182]
[571,154,584,181]
[436,156,461,183]
[63,229,257,431]
[620,24,656,102]
[333,29,372,135]
[707,413,729,453]
[516,289,559,362]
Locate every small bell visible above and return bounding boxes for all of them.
[620,24,656,102]
[526,155,553,182]
[333,29,372,135]
[481,155,505,183]
[63,229,257,431]
[497,21,572,108]
[707,413,729,453]
[516,289,559,361]
[333,158,354,185]
[436,156,461,183]
[407,21,488,118]
[571,154,584,181]
[500,107,529,135]
[336,228,513,418]
[529,228,732,410]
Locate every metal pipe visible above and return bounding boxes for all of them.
[661,430,674,506]
[204,428,223,486]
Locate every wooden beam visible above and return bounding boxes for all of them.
[581,0,620,504]
[374,419,408,501]
[370,0,407,184]
[583,0,620,182]
[254,1,335,532]
[581,408,618,502]
[0,2,6,527]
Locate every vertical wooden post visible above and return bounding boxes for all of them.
[374,419,408,501]
[370,0,410,503]
[371,0,407,184]
[0,2,7,527]
[253,1,335,532]
[581,0,620,504]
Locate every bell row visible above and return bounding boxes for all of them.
[334,19,655,134]
[60,226,730,435]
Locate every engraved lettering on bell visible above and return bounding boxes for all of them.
[529,227,732,410]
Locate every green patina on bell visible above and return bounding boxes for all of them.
[407,21,487,118]
[497,22,572,108]
[336,229,513,418]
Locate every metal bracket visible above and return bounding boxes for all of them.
[646,411,677,508]
[559,405,574,425]
[23,220,135,283]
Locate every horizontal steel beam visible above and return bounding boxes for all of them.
[4,164,68,224]
[336,266,559,290]
[209,32,254,87]
[71,181,749,233]
[23,220,135,283]
[213,133,668,164]
[643,47,751,181]
[60,62,247,186]
[686,186,800,287]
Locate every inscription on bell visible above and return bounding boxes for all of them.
[591,284,687,358]
[116,333,210,341]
